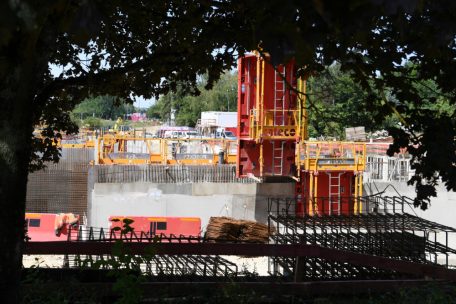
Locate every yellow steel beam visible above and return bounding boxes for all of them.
[354,174,359,214]
[308,172,314,215]
[313,172,318,213]
[358,173,363,213]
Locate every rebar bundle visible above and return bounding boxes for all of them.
[205,217,271,243]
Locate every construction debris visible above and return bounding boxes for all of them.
[204,217,271,243]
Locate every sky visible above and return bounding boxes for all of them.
[133,95,155,109]
[50,63,155,109]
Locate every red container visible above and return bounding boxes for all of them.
[25,213,79,242]
[109,216,201,238]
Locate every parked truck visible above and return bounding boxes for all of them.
[197,111,237,137]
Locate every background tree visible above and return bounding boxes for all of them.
[307,64,399,138]
[148,72,237,126]
[72,95,136,121]
[2,1,456,300]
[249,1,456,209]
[0,2,243,300]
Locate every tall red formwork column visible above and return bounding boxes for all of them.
[236,54,259,177]
[236,53,301,179]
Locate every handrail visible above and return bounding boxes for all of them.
[96,136,239,165]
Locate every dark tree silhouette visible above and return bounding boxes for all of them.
[1,1,456,301]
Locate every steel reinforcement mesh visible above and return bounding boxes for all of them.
[94,164,258,184]
[267,196,456,280]
[26,148,93,216]
[26,150,256,216]
[69,254,239,277]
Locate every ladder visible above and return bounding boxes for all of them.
[328,172,342,215]
[274,66,286,126]
[272,141,284,175]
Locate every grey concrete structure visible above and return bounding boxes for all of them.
[89,182,294,230]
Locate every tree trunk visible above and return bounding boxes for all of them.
[0,64,35,302]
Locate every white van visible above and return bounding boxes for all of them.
[184,131,199,138]
[163,130,180,138]
[214,128,236,140]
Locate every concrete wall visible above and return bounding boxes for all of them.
[89,182,294,231]
[365,181,456,229]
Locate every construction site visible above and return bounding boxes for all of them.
[24,53,456,301]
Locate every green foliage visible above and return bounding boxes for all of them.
[357,284,456,304]
[72,95,136,121]
[5,4,456,300]
[3,0,455,211]
[386,66,456,209]
[74,219,154,304]
[21,260,99,303]
[80,117,105,129]
[307,63,399,139]
[148,72,237,126]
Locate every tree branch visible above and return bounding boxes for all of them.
[34,50,188,108]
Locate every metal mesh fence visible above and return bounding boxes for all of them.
[25,148,94,216]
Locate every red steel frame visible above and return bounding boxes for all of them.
[23,242,456,281]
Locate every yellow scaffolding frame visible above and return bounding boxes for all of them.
[300,141,367,213]
[248,54,305,142]
[94,136,238,166]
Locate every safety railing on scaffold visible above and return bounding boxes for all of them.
[95,136,238,165]
[248,109,304,141]
[299,141,366,172]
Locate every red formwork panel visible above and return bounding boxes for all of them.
[237,54,257,140]
[237,54,298,139]
[297,171,356,215]
[263,140,296,176]
[237,53,299,178]
[261,58,297,118]
[237,140,260,177]
[25,213,80,242]
[237,140,296,177]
